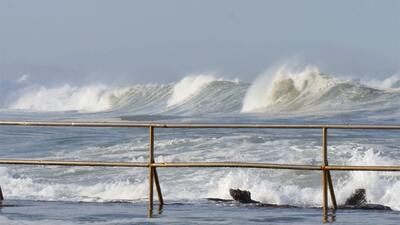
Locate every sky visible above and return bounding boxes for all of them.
[0,0,399,85]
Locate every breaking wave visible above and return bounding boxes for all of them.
[8,84,130,112]
[167,74,217,106]
[1,67,399,116]
[364,73,400,89]
[0,74,245,115]
[242,65,399,112]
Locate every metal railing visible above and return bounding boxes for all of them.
[0,121,399,222]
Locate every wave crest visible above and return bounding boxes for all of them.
[1,68,399,116]
[241,65,390,112]
[167,74,217,106]
[365,73,400,89]
[9,84,130,112]
[242,65,333,112]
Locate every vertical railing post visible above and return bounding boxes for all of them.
[322,127,328,220]
[148,126,155,218]
[151,126,164,208]
[323,127,337,210]
[327,171,337,210]
[148,126,164,218]
[322,127,338,222]
[154,169,164,206]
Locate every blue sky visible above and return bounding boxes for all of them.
[0,0,399,84]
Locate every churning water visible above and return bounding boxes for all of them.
[0,65,400,224]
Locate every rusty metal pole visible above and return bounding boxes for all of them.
[153,169,164,206]
[327,172,337,210]
[322,128,328,220]
[148,126,155,218]
[150,127,164,206]
[323,128,337,210]
[322,169,328,222]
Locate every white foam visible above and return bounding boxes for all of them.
[332,148,400,210]
[167,74,217,106]
[240,63,396,113]
[364,73,400,89]
[204,142,400,210]
[0,167,148,202]
[0,136,400,211]
[8,84,130,112]
[242,64,339,112]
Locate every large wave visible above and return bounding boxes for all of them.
[1,67,399,116]
[167,74,218,106]
[8,84,130,112]
[242,65,399,113]
[108,74,245,116]
[0,74,245,115]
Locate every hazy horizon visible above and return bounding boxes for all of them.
[1,0,399,85]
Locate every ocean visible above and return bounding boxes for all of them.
[0,65,399,224]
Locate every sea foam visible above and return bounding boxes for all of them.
[241,64,391,112]
[167,74,217,106]
[8,84,130,112]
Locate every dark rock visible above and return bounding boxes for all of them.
[229,188,258,204]
[206,198,233,203]
[339,188,391,210]
[339,204,391,210]
[208,188,391,211]
[344,188,367,206]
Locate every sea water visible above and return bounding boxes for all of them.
[0,65,399,224]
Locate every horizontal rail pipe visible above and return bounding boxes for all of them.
[326,165,400,171]
[152,162,321,170]
[0,159,148,167]
[1,121,400,129]
[1,160,400,172]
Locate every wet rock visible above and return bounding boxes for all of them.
[229,189,258,204]
[208,188,391,210]
[344,188,367,206]
[339,188,391,210]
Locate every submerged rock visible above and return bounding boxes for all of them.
[208,188,391,210]
[345,188,367,206]
[338,188,391,210]
[228,188,297,208]
[229,189,257,204]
